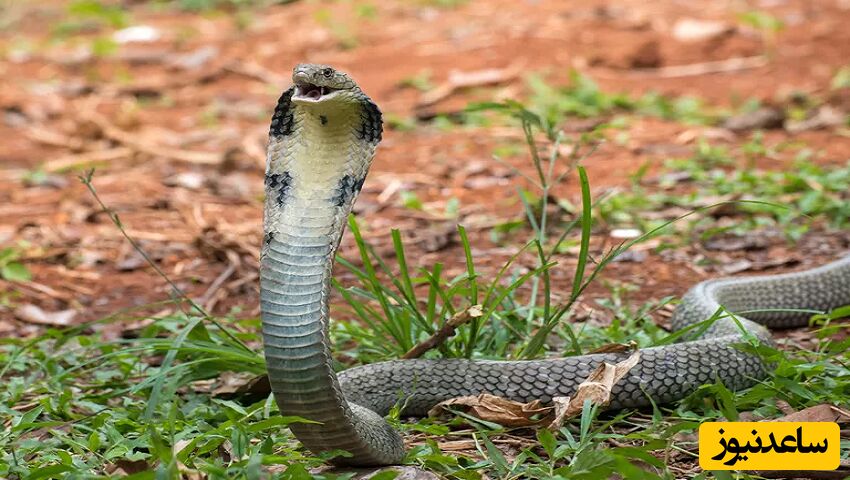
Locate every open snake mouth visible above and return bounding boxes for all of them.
[293,83,339,102]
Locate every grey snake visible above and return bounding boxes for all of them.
[259,64,850,466]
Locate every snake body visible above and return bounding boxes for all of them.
[260,64,850,466]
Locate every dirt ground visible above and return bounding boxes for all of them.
[1,0,849,337]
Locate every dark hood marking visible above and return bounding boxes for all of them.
[357,99,383,144]
[333,174,366,207]
[266,171,293,206]
[269,86,295,137]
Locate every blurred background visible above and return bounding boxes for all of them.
[1,0,849,336]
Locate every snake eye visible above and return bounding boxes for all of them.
[322,68,334,78]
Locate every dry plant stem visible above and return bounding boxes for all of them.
[80,170,204,316]
[24,125,85,150]
[44,147,133,173]
[78,170,250,352]
[199,262,237,312]
[82,110,222,165]
[402,305,483,359]
[627,55,768,78]
[417,63,524,108]
[17,280,75,302]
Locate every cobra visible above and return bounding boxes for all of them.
[259,63,850,466]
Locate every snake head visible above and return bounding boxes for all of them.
[291,64,359,105]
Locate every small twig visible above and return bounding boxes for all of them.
[226,271,258,291]
[199,262,237,313]
[625,55,768,78]
[44,147,133,173]
[416,62,524,108]
[402,305,483,359]
[80,170,204,314]
[79,169,251,352]
[24,125,86,150]
[82,110,222,165]
[17,280,75,302]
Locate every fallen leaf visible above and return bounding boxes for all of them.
[105,459,150,476]
[14,304,77,326]
[546,396,572,430]
[428,393,550,427]
[558,351,642,420]
[773,404,850,424]
[429,352,641,429]
[211,372,270,398]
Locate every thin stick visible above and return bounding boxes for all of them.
[79,169,251,352]
[44,147,133,173]
[626,55,767,78]
[402,305,483,359]
[83,110,222,165]
[199,262,237,312]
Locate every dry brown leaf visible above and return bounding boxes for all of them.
[428,393,550,427]
[773,404,850,424]
[546,396,572,430]
[559,351,642,420]
[211,372,271,398]
[105,459,150,476]
[428,352,642,429]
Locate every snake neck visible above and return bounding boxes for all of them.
[260,86,402,465]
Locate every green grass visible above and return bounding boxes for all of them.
[2,100,850,479]
[462,70,720,137]
[0,245,31,282]
[596,140,850,243]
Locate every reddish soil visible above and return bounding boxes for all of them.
[1,0,849,336]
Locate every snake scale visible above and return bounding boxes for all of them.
[259,64,850,466]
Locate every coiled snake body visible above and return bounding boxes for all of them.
[260,64,850,466]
